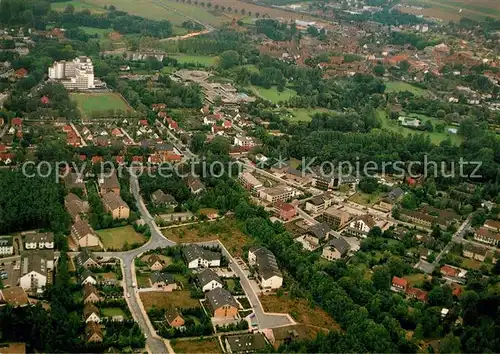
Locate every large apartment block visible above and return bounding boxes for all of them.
[321,207,351,230]
[48,57,104,90]
[259,185,298,203]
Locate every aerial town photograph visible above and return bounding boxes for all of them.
[0,0,499,353]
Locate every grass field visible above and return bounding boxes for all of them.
[400,0,500,22]
[102,307,128,318]
[51,0,105,13]
[248,85,297,104]
[377,110,463,146]
[163,218,252,257]
[170,338,221,353]
[282,108,330,123]
[80,26,111,37]
[136,271,152,288]
[404,273,431,287]
[139,290,200,310]
[349,192,382,207]
[171,54,218,67]
[385,81,429,97]
[260,295,341,330]
[97,226,147,250]
[71,92,132,117]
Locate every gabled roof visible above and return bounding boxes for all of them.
[183,244,220,263]
[79,269,96,283]
[206,287,238,310]
[25,232,54,244]
[83,283,99,299]
[0,286,30,307]
[102,192,128,210]
[85,322,103,341]
[98,171,120,190]
[165,307,183,325]
[392,276,408,288]
[306,222,331,240]
[249,246,282,280]
[151,189,177,205]
[75,248,99,267]
[83,303,99,319]
[72,220,96,240]
[325,237,350,256]
[196,268,222,287]
[149,272,175,284]
[225,333,267,353]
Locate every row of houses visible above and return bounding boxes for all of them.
[0,231,54,257]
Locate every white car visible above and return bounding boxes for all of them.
[132,282,136,287]
[127,293,131,298]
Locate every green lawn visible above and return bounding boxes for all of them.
[102,307,128,318]
[71,93,132,117]
[80,26,111,37]
[377,110,463,146]
[385,81,429,97]
[137,271,152,288]
[282,108,331,123]
[349,192,381,207]
[248,85,297,104]
[96,226,147,251]
[171,54,218,67]
[51,0,105,13]
[404,273,430,287]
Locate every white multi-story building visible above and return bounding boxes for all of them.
[248,246,283,290]
[24,232,54,250]
[0,237,13,256]
[48,57,101,90]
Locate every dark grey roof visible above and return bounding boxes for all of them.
[308,196,324,206]
[325,237,350,256]
[0,236,13,247]
[306,222,331,240]
[183,244,220,263]
[196,268,222,287]
[386,187,404,203]
[151,189,177,205]
[75,248,99,267]
[286,167,303,177]
[79,269,96,282]
[225,333,267,353]
[250,247,281,281]
[149,272,175,284]
[25,232,54,244]
[206,287,238,310]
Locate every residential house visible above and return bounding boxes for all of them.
[378,187,404,211]
[399,209,434,228]
[196,268,223,292]
[0,236,13,256]
[165,307,185,328]
[0,286,30,308]
[151,189,177,207]
[302,222,331,249]
[19,253,49,293]
[85,322,103,343]
[71,220,100,248]
[233,135,256,148]
[205,287,239,319]
[473,226,500,246]
[83,303,101,323]
[83,283,100,304]
[225,333,268,354]
[24,232,54,250]
[238,172,263,192]
[391,276,408,293]
[248,247,283,290]
[321,237,351,260]
[149,272,177,292]
[182,244,221,269]
[146,254,165,271]
[342,215,376,238]
[406,287,428,302]
[321,207,351,230]
[65,193,89,222]
[80,269,97,285]
[259,186,298,204]
[276,202,296,221]
[440,265,467,283]
[63,172,86,192]
[186,176,205,195]
[462,244,489,262]
[75,249,100,269]
[98,171,120,195]
[102,192,130,220]
[304,194,334,214]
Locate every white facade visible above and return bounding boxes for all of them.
[0,237,13,256]
[19,271,47,292]
[187,258,221,269]
[82,275,97,285]
[48,57,97,90]
[201,279,223,292]
[260,275,283,289]
[85,312,101,323]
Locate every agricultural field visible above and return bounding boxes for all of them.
[248,85,297,104]
[162,218,253,257]
[139,290,201,311]
[171,54,218,67]
[96,226,147,250]
[376,110,464,146]
[71,92,132,117]
[400,0,500,22]
[384,81,429,97]
[51,0,105,13]
[260,294,341,330]
[170,338,221,353]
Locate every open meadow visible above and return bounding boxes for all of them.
[170,338,221,353]
[71,92,132,117]
[400,0,500,22]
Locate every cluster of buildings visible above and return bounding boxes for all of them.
[48,57,105,90]
[473,219,500,246]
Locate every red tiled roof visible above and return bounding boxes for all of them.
[115,156,125,164]
[441,265,459,277]
[392,276,408,288]
[406,287,428,302]
[11,117,23,126]
[0,144,6,153]
[484,219,500,231]
[91,156,103,164]
[139,119,148,126]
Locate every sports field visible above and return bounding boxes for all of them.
[71,93,132,117]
